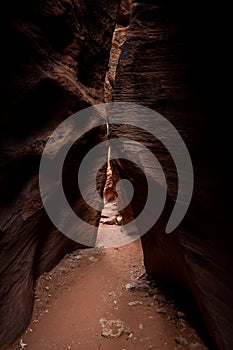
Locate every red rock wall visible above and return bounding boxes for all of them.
[112,1,232,349]
[0,1,120,348]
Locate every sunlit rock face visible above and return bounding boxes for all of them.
[112,1,233,349]
[0,0,120,348]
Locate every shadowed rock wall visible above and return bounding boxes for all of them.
[112,1,232,349]
[0,1,120,348]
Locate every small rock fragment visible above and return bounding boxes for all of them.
[125,283,135,291]
[75,255,82,260]
[88,256,99,262]
[108,291,116,297]
[136,283,150,292]
[100,318,130,338]
[139,323,143,330]
[128,301,142,306]
[116,215,123,224]
[156,307,167,314]
[175,336,188,345]
[44,274,52,281]
[179,321,186,330]
[172,319,177,324]
[153,295,167,303]
[177,311,186,319]
[19,339,27,349]
[99,318,105,326]
[147,288,158,296]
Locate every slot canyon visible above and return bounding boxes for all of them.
[0,1,232,350]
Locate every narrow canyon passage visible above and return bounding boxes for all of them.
[7,238,207,350]
[1,1,232,349]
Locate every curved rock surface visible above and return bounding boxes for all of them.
[1,0,232,349]
[0,1,120,348]
[112,1,232,349]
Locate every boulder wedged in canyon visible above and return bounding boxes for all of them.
[0,1,120,348]
[112,1,232,349]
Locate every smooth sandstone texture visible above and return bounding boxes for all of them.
[112,2,232,349]
[0,1,120,349]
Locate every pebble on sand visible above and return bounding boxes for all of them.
[175,336,188,345]
[128,301,143,306]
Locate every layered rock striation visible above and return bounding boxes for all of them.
[112,1,232,349]
[0,1,120,348]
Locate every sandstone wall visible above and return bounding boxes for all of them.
[0,1,120,348]
[112,1,232,349]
